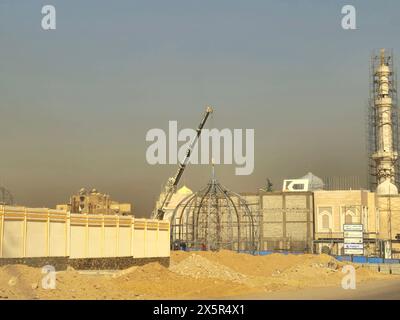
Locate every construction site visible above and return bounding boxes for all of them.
[154,51,400,261]
[1,48,400,300]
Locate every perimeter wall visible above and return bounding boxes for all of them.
[0,206,170,262]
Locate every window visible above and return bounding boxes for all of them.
[342,207,357,227]
[322,214,330,229]
[292,183,305,190]
[319,207,333,231]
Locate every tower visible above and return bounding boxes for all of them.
[369,49,399,194]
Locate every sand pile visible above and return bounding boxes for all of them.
[169,253,248,284]
[183,250,340,277]
[0,264,44,299]
[169,251,394,293]
[0,251,395,299]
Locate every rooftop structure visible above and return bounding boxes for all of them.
[56,188,133,216]
[300,172,324,191]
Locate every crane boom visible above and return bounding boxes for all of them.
[156,106,213,219]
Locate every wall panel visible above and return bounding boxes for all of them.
[0,206,170,261]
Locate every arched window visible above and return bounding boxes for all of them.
[322,214,330,229]
[342,208,356,226]
[319,207,332,231]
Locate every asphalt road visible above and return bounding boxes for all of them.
[228,279,400,300]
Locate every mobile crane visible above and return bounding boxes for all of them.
[154,106,213,220]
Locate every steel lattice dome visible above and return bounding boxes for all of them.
[170,170,258,252]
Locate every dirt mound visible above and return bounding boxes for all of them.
[171,250,340,278]
[169,250,394,293]
[0,265,43,299]
[169,253,248,284]
[0,251,395,299]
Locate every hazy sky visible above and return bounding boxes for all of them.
[1,0,400,216]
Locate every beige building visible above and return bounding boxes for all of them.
[241,191,314,252]
[241,189,400,258]
[372,195,400,258]
[261,191,314,252]
[153,176,400,257]
[313,190,400,258]
[57,188,133,216]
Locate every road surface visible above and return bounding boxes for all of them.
[228,279,400,300]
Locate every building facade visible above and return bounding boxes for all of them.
[163,185,400,257]
[313,190,400,258]
[57,188,132,216]
[241,192,314,252]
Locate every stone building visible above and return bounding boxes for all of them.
[313,190,400,258]
[56,188,132,216]
[161,180,400,258]
[313,190,376,256]
[376,195,400,258]
[241,191,314,252]
[242,189,400,257]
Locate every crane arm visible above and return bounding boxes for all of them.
[156,106,213,219]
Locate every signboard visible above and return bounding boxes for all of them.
[282,179,309,192]
[343,224,363,231]
[344,237,363,244]
[343,224,364,256]
[344,231,363,238]
[344,248,364,255]
[344,243,364,249]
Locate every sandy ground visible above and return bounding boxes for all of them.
[229,279,400,300]
[0,250,397,300]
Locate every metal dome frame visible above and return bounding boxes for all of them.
[170,169,258,252]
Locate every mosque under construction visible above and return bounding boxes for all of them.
[158,48,400,259]
[0,49,400,266]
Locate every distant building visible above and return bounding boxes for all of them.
[56,188,133,216]
[300,172,324,191]
[282,172,324,192]
[154,185,193,221]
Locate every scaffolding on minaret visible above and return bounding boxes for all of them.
[367,49,400,192]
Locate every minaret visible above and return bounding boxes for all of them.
[371,49,399,194]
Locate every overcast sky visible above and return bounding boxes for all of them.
[1,0,400,216]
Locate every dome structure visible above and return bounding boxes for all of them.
[177,185,192,195]
[170,166,258,252]
[300,172,324,191]
[376,179,398,195]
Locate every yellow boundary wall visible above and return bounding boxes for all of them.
[0,205,170,259]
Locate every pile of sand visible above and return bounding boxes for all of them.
[0,251,395,299]
[0,264,47,299]
[184,250,339,277]
[169,253,248,284]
